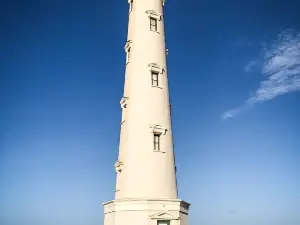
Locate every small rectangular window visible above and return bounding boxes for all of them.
[129,0,133,13]
[151,72,159,86]
[157,220,170,225]
[150,17,157,31]
[126,47,131,64]
[154,133,160,151]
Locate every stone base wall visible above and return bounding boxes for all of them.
[103,198,190,225]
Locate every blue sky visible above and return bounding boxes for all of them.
[1,1,300,225]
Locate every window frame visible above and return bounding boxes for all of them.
[124,40,132,65]
[153,133,161,151]
[151,71,159,87]
[129,0,133,13]
[126,47,131,64]
[150,17,158,32]
[157,220,170,225]
[148,63,164,88]
[146,10,162,33]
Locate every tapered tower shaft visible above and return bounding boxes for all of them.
[103,1,190,225]
[116,0,176,200]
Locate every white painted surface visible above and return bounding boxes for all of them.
[118,0,176,201]
[103,1,191,224]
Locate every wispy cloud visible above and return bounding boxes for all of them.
[222,30,300,120]
[244,59,260,72]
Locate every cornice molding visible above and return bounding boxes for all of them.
[124,40,132,52]
[150,211,179,220]
[114,160,124,173]
[145,10,163,21]
[120,96,129,108]
[148,63,164,74]
[150,124,168,135]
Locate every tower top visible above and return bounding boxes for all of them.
[128,0,165,6]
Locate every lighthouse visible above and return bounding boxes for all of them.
[103,0,190,225]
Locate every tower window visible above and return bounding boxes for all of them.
[150,17,158,31]
[129,0,133,13]
[151,72,159,86]
[157,220,170,225]
[126,47,131,64]
[154,133,160,151]
[124,40,132,65]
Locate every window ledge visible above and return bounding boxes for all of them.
[151,85,162,89]
[150,30,160,34]
[154,150,166,153]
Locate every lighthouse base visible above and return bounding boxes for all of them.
[103,198,190,225]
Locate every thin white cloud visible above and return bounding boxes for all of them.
[222,30,300,120]
[222,109,240,120]
[244,60,260,72]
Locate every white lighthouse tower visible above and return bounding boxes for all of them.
[103,0,190,225]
